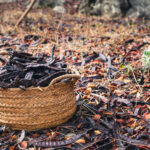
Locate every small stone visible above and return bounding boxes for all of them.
[53,6,66,14]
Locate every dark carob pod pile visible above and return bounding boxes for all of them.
[0,50,69,89]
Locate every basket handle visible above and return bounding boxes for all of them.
[48,74,80,88]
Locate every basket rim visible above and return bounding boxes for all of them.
[0,74,80,92]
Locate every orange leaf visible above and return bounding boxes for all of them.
[144,113,150,121]
[116,76,124,81]
[103,111,113,115]
[77,123,82,128]
[75,137,86,144]
[93,114,101,120]
[9,146,15,150]
[21,141,28,149]
[94,130,101,135]
[129,90,138,95]
[87,82,97,89]
[116,119,124,123]
[66,144,71,148]
[114,89,125,96]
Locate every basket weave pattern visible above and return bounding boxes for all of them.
[0,74,80,130]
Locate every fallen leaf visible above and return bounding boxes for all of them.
[75,137,86,144]
[143,113,150,121]
[94,130,101,135]
[93,114,101,120]
[87,82,97,88]
[114,89,125,96]
[21,141,28,149]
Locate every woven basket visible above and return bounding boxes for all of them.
[0,74,80,131]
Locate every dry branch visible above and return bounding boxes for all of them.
[15,0,36,28]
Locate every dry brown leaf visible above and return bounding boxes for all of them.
[114,89,125,96]
[21,141,28,149]
[94,130,101,135]
[75,137,86,144]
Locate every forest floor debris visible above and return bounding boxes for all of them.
[0,8,150,150]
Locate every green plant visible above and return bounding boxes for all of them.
[142,48,150,68]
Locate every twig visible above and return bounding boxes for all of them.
[130,66,143,94]
[15,0,36,28]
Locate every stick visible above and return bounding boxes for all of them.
[15,0,36,28]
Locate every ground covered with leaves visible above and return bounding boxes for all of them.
[0,8,150,150]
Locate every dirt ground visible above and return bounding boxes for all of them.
[0,7,150,150]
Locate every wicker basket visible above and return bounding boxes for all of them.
[0,74,80,131]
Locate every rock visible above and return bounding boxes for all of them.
[120,0,131,16]
[34,0,66,13]
[1,0,150,18]
[0,0,66,8]
[91,2,101,15]
[38,0,53,7]
[79,0,92,15]
[100,0,121,17]
[79,0,150,18]
[79,0,123,17]
[38,0,65,8]
[53,6,66,13]
[129,0,150,6]
[128,0,150,19]
[0,0,16,2]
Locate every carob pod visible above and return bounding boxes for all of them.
[0,50,69,89]
[36,71,66,87]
